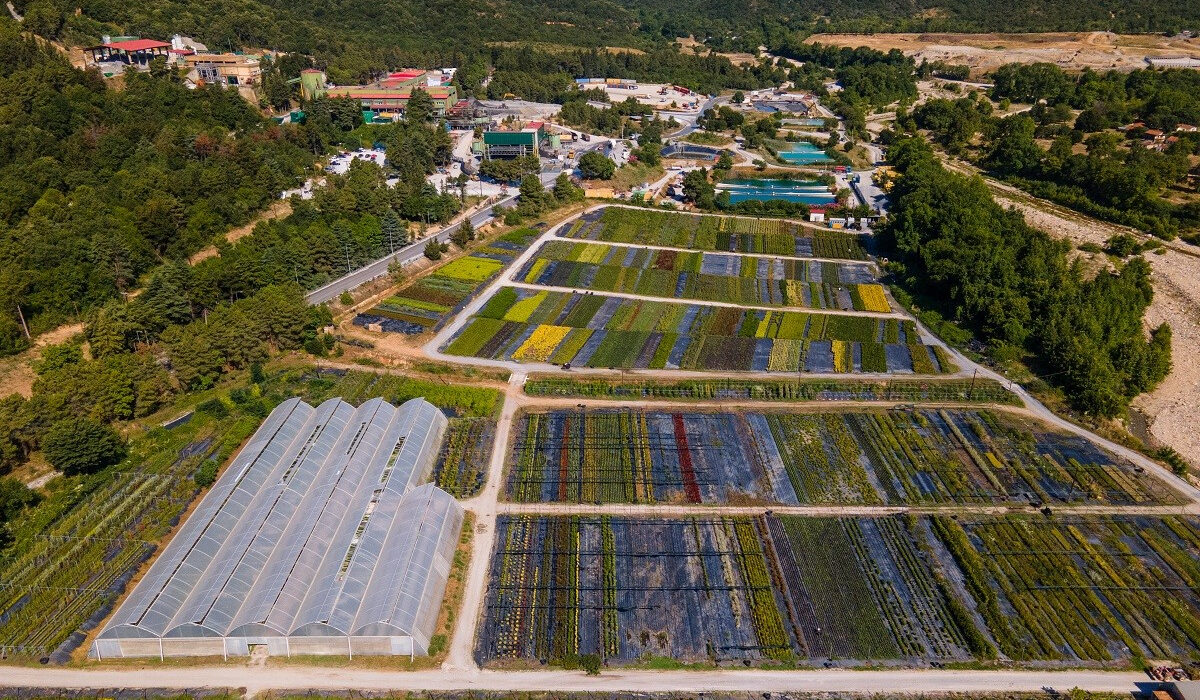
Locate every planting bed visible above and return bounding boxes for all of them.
[568,207,868,260]
[355,228,539,334]
[934,516,1200,662]
[444,288,948,374]
[476,514,981,666]
[433,417,496,497]
[518,240,887,311]
[504,408,1179,506]
[523,376,1020,404]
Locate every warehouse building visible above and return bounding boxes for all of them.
[183,53,262,86]
[483,121,547,158]
[92,396,463,659]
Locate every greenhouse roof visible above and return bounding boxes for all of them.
[97,396,459,645]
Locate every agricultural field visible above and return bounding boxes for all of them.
[355,228,539,334]
[444,288,951,374]
[0,366,499,661]
[476,514,983,666]
[0,405,261,661]
[934,516,1200,662]
[523,376,1019,404]
[504,409,1179,506]
[518,240,888,312]
[433,418,496,497]
[568,207,868,260]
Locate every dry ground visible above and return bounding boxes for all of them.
[0,321,85,399]
[806,32,1200,75]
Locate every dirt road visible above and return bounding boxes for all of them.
[0,664,1148,695]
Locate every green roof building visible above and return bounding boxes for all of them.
[482,122,546,158]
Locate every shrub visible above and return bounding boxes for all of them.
[339,291,354,305]
[193,461,218,488]
[197,398,229,418]
[1157,446,1190,476]
[42,419,126,476]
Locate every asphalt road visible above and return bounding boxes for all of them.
[305,171,559,305]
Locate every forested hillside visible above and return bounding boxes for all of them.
[0,20,316,352]
[13,0,1200,82]
[910,64,1200,239]
[881,137,1172,417]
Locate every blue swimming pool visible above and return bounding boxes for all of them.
[777,141,832,165]
[717,178,837,205]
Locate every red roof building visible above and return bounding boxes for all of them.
[86,39,170,67]
[106,39,170,51]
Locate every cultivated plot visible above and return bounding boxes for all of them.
[434,417,496,498]
[518,240,887,311]
[356,228,539,334]
[477,514,982,666]
[504,408,1181,506]
[444,288,952,373]
[477,515,1200,668]
[567,207,868,260]
[937,515,1200,662]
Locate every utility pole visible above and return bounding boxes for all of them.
[968,368,978,400]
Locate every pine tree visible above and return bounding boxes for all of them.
[382,208,403,253]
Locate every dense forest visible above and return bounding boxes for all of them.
[0,18,493,354]
[0,20,319,352]
[881,137,1171,417]
[13,0,1200,83]
[909,64,1200,239]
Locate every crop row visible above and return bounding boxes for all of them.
[522,376,1021,404]
[445,289,947,374]
[568,207,868,260]
[433,418,495,497]
[503,408,1173,507]
[355,228,539,334]
[932,516,1200,661]
[519,241,886,311]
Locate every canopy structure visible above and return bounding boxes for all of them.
[86,39,171,66]
[92,397,463,659]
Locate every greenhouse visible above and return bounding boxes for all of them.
[91,396,464,659]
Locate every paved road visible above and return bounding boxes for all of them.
[306,171,559,305]
[0,665,1149,695]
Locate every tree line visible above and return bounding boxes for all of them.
[908,64,1200,239]
[0,22,319,354]
[880,137,1171,417]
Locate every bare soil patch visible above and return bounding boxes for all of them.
[806,32,1200,75]
[188,199,293,265]
[0,321,85,399]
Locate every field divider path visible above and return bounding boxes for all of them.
[505,281,903,318]
[493,502,1200,517]
[444,371,526,673]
